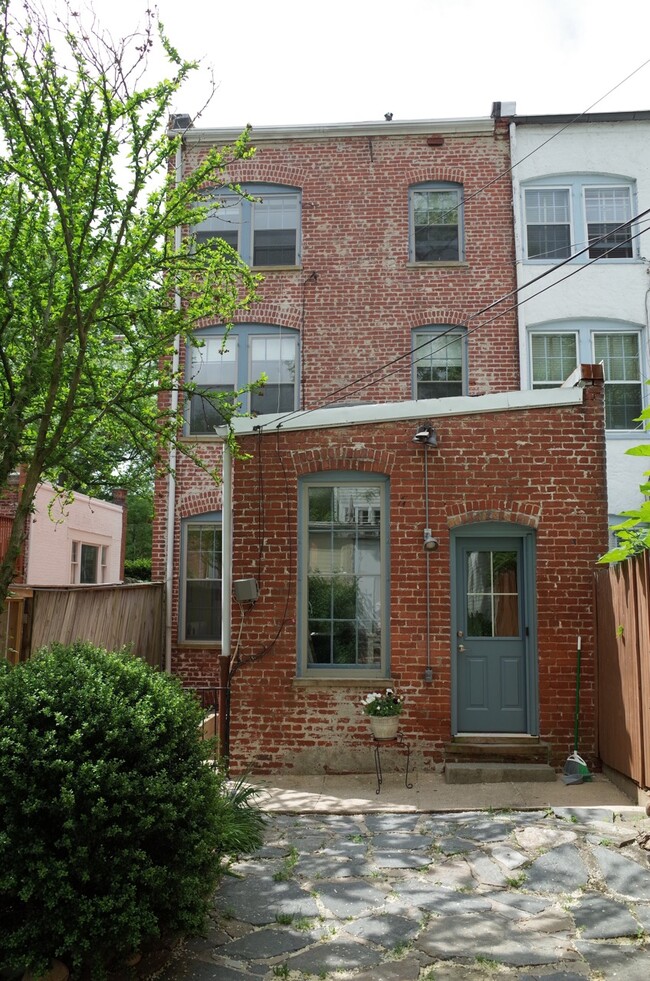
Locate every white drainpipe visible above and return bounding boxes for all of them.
[164,140,183,674]
[221,442,233,661]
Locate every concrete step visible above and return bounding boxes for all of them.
[453,733,541,745]
[445,762,557,784]
[444,740,550,765]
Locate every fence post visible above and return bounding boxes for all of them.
[218,653,230,765]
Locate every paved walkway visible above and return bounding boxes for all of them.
[158,794,650,980]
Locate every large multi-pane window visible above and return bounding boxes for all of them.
[412,328,466,398]
[300,475,388,677]
[192,183,301,267]
[187,325,299,434]
[180,516,222,643]
[529,322,645,430]
[410,182,464,262]
[70,542,106,584]
[523,177,636,262]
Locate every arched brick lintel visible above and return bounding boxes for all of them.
[446,505,541,530]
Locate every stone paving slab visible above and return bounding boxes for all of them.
[155,806,650,981]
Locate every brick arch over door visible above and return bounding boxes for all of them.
[447,502,542,530]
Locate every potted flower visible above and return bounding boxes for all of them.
[362,689,404,740]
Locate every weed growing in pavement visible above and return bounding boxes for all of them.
[273,847,299,882]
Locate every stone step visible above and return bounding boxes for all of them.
[453,733,541,745]
[444,762,557,784]
[444,740,551,765]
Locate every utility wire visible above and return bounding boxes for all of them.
[252,208,650,431]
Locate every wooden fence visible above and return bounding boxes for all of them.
[1,582,165,669]
[595,551,650,790]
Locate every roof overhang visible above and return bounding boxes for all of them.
[171,117,495,144]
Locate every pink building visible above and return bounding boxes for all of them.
[24,483,126,586]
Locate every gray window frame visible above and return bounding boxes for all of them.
[412,327,468,398]
[409,182,465,263]
[179,513,222,645]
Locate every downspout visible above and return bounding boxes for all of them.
[221,441,233,664]
[423,445,433,682]
[164,139,183,674]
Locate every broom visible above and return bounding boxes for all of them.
[563,636,592,784]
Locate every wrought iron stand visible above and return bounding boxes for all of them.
[373,731,413,795]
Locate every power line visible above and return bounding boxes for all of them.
[253,208,650,431]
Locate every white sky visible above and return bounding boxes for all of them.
[87,0,650,129]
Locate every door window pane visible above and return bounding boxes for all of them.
[466,550,519,638]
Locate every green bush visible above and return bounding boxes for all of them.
[123,557,152,581]
[0,643,264,977]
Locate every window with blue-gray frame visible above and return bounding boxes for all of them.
[412,327,467,398]
[523,176,637,262]
[409,182,464,262]
[192,183,301,267]
[529,320,646,430]
[180,513,222,643]
[187,324,299,434]
[299,474,389,677]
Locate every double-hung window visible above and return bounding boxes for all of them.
[410,182,464,262]
[187,325,299,435]
[192,183,301,267]
[530,321,645,430]
[523,177,636,262]
[300,474,388,677]
[412,327,466,398]
[180,515,222,643]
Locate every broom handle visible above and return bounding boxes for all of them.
[574,636,582,752]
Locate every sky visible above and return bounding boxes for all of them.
[84,0,650,129]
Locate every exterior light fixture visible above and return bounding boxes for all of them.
[423,529,439,552]
[413,425,437,446]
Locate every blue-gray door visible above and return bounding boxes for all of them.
[454,536,528,732]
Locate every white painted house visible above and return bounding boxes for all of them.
[509,109,650,525]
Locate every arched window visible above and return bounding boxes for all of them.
[412,326,468,398]
[187,324,300,435]
[192,183,301,267]
[298,473,389,678]
[409,181,464,262]
[180,513,222,644]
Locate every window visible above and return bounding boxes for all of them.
[523,177,636,262]
[525,189,571,260]
[410,182,464,262]
[192,183,301,267]
[187,325,299,435]
[180,515,222,643]
[299,475,388,677]
[584,187,633,259]
[70,542,103,583]
[413,328,466,398]
[529,321,645,430]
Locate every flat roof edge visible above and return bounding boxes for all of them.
[513,110,650,125]
[171,117,495,143]
[223,388,584,438]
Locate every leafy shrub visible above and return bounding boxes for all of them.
[123,557,152,581]
[0,642,264,977]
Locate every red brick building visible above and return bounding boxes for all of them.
[153,113,609,774]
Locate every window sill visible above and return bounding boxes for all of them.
[251,264,302,272]
[406,261,469,269]
[293,677,395,688]
[177,641,222,649]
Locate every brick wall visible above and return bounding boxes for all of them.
[221,383,607,774]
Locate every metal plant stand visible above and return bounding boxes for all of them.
[373,730,413,795]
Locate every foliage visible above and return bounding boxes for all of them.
[0,642,264,977]
[125,489,154,563]
[600,399,650,563]
[123,557,152,581]
[0,0,260,610]
[361,689,404,717]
